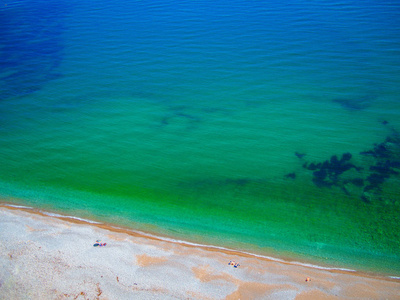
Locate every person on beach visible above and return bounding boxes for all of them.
[228,261,240,268]
[93,240,107,247]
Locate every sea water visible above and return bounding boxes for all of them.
[1,0,400,276]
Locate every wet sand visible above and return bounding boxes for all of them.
[0,205,399,299]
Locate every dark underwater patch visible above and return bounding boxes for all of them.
[160,107,202,129]
[0,2,67,100]
[295,152,306,159]
[302,152,359,189]
[332,95,374,111]
[291,126,400,204]
[284,172,296,179]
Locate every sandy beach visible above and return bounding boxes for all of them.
[0,205,399,300]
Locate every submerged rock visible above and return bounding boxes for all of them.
[359,130,400,197]
[284,172,296,179]
[292,126,400,203]
[348,178,364,187]
[295,152,306,159]
[341,152,352,162]
[302,153,359,189]
[332,95,374,111]
[361,142,391,158]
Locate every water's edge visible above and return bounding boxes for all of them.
[2,199,399,280]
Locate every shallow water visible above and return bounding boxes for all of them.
[1,0,400,275]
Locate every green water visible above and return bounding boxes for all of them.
[1,92,400,275]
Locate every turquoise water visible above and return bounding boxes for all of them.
[1,0,400,275]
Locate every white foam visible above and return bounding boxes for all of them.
[140,234,354,271]
[106,227,356,272]
[389,276,400,280]
[41,211,70,218]
[67,216,101,224]
[41,211,101,224]
[0,204,376,275]
[5,204,33,209]
[3,204,100,224]
[288,261,356,272]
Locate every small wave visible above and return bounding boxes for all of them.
[109,228,357,272]
[146,238,358,272]
[3,204,100,224]
[41,211,101,224]
[0,204,373,274]
[389,276,400,280]
[234,252,355,272]
[67,216,101,224]
[4,204,33,209]
[141,234,352,271]
[289,261,356,272]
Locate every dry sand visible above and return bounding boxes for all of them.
[0,205,399,300]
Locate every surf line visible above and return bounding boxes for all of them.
[2,202,399,280]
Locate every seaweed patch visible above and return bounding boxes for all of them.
[332,95,374,111]
[284,172,296,179]
[160,107,202,129]
[290,127,400,203]
[302,152,360,189]
[359,131,400,202]
[295,152,306,159]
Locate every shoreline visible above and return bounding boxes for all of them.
[1,202,399,281]
[1,203,400,299]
